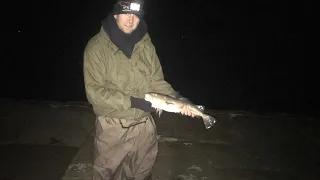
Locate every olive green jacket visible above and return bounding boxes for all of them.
[83,27,175,125]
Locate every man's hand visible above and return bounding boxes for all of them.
[180,106,195,118]
[130,96,155,112]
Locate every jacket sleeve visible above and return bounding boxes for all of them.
[83,48,131,110]
[148,43,176,96]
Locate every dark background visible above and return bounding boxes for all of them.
[3,0,317,115]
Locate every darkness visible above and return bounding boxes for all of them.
[4,0,317,115]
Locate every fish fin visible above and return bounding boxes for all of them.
[169,91,180,98]
[202,114,217,129]
[195,105,205,112]
[156,108,163,117]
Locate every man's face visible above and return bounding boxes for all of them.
[114,13,140,34]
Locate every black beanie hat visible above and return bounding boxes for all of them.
[112,0,144,18]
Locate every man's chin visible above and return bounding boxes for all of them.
[123,31,133,35]
[122,27,137,34]
[124,30,133,34]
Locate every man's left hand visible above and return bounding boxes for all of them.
[181,106,195,118]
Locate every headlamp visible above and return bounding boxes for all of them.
[114,1,144,17]
[130,3,140,11]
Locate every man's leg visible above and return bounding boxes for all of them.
[92,116,139,180]
[114,116,158,180]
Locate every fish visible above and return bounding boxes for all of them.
[144,92,217,129]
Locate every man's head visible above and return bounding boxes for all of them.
[114,14,140,34]
[112,0,144,34]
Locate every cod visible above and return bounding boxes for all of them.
[144,92,217,129]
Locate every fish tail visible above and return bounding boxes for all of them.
[202,114,217,129]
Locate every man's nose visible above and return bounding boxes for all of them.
[128,15,134,23]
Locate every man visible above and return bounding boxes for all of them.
[83,0,194,179]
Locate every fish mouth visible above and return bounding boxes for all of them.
[144,94,152,101]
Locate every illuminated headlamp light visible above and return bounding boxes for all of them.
[114,1,144,17]
[130,3,140,11]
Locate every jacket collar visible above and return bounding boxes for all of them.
[98,26,150,54]
[98,14,150,58]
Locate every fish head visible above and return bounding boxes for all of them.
[144,93,153,102]
[144,92,164,103]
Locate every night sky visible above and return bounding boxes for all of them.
[3,0,316,115]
